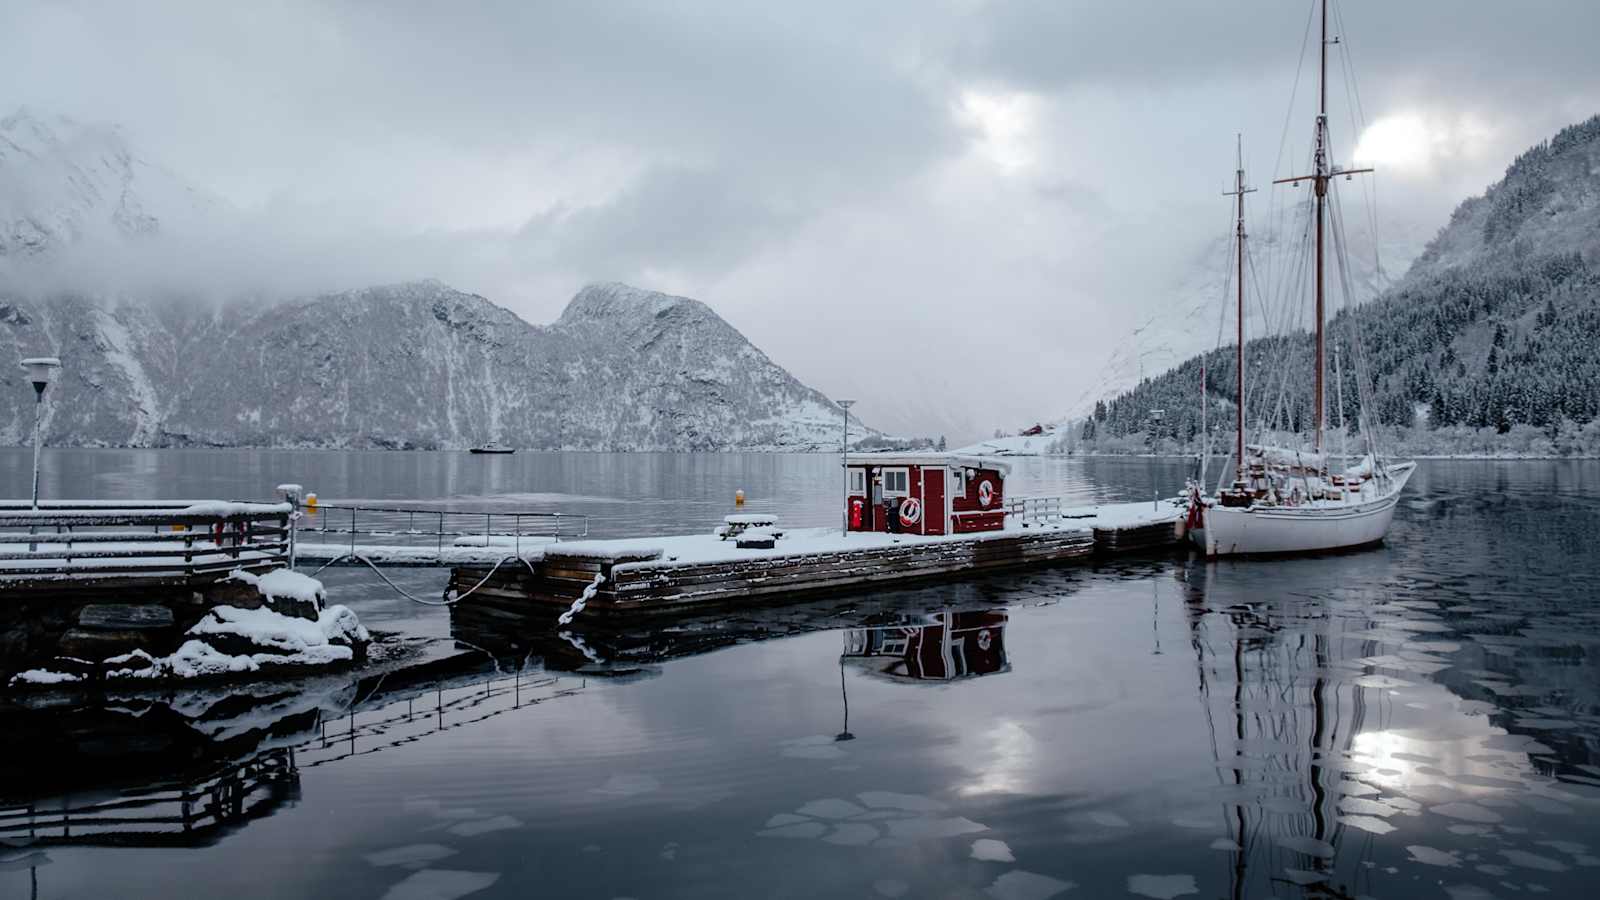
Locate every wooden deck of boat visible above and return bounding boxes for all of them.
[447,500,1186,620]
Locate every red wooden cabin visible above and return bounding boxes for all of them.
[845,454,1009,536]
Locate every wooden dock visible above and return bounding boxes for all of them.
[447,499,1187,621]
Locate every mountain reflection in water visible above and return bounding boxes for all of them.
[1,457,1598,899]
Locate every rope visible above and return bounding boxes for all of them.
[558,629,604,663]
[557,573,606,626]
[308,552,536,606]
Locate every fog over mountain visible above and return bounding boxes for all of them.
[0,113,874,451]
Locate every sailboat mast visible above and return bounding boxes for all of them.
[1224,137,1256,484]
[1313,0,1328,454]
[1234,138,1248,479]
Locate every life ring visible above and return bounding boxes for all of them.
[977,480,995,508]
[977,629,992,651]
[898,497,922,527]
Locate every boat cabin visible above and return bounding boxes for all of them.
[845,454,1009,536]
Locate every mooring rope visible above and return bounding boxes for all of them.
[556,572,606,626]
[557,629,604,663]
[308,553,538,606]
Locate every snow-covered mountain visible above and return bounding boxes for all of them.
[0,280,874,450]
[0,109,216,258]
[0,110,872,451]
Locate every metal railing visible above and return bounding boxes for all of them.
[1004,495,1069,525]
[0,502,291,585]
[297,503,589,561]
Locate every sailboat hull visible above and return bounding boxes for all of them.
[1196,463,1415,557]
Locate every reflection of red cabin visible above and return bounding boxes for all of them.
[845,454,1009,536]
[841,611,1010,682]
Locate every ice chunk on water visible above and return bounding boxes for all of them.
[447,815,521,837]
[1127,874,1198,899]
[971,838,1015,862]
[381,869,500,900]
[365,844,458,869]
[797,798,865,819]
[985,870,1075,900]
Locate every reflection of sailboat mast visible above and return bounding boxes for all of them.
[1182,557,1374,897]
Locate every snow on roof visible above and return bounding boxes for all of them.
[846,452,1011,473]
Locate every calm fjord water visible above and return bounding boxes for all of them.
[2,450,1599,900]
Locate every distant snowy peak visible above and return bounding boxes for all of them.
[556,281,705,325]
[0,108,217,257]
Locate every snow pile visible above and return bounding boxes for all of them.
[9,668,85,686]
[227,567,324,605]
[8,567,371,687]
[107,604,369,680]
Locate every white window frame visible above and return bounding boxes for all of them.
[848,469,866,494]
[882,467,911,497]
[950,468,966,499]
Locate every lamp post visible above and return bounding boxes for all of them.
[20,358,61,509]
[836,399,856,537]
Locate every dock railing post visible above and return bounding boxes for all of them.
[836,399,855,537]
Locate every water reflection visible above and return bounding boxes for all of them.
[841,611,1010,683]
[4,456,1600,898]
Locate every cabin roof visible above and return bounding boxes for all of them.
[846,452,1011,474]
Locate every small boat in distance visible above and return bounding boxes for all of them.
[469,441,516,455]
[1188,0,1414,557]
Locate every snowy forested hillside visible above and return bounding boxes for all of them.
[1080,114,1600,456]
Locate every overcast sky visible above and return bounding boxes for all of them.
[3,0,1597,441]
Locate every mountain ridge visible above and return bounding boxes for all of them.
[0,279,876,451]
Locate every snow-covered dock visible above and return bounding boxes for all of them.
[447,498,1187,619]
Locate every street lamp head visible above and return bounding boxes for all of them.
[19,357,61,398]
[836,399,856,410]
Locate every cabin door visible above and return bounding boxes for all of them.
[921,469,946,535]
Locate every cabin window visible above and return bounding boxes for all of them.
[848,469,866,494]
[882,468,910,496]
[951,469,966,497]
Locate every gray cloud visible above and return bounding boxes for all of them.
[2,0,1596,441]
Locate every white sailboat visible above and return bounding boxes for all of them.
[1190,0,1414,558]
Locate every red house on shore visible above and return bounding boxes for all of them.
[844,453,1009,536]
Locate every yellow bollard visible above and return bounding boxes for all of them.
[735,489,745,507]
[305,492,318,513]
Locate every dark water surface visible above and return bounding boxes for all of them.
[3,451,1599,899]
